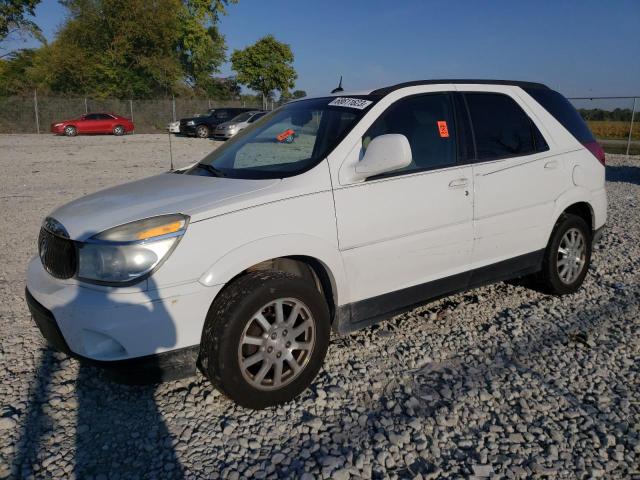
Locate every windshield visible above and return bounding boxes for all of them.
[187,96,377,179]
[230,112,253,123]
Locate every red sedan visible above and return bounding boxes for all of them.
[51,113,135,136]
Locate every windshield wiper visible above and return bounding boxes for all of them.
[196,163,226,177]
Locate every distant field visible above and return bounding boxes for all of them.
[587,120,639,141]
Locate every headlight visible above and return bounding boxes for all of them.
[186,120,195,126]
[54,123,63,127]
[77,214,188,284]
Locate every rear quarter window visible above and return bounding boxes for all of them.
[524,88,595,143]
[464,92,547,161]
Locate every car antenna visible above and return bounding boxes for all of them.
[168,129,174,172]
[331,76,344,94]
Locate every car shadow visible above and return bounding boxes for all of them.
[12,277,186,478]
[606,164,640,185]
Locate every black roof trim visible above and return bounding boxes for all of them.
[370,79,550,96]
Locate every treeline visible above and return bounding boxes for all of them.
[578,108,636,122]
[0,0,305,102]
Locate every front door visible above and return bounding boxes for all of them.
[333,92,474,322]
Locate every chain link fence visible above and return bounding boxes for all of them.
[0,93,638,155]
[0,93,263,134]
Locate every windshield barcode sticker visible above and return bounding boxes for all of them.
[328,97,373,110]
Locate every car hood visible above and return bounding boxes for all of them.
[49,173,280,241]
[180,116,207,123]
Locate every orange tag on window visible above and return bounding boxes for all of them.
[437,121,449,138]
[276,129,295,142]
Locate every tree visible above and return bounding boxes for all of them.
[177,0,236,92]
[7,0,238,98]
[231,35,297,109]
[0,0,43,57]
[292,89,306,99]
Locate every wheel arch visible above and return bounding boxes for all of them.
[549,189,595,237]
[198,235,347,324]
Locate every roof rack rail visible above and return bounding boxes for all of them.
[370,79,550,96]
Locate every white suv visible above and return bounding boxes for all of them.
[26,80,607,409]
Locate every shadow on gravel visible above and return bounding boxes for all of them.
[606,164,640,185]
[11,348,57,478]
[13,277,185,478]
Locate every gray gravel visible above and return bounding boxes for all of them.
[1,134,639,479]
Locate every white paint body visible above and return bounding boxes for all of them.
[26,83,607,362]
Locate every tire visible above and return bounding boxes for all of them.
[196,125,209,138]
[113,125,125,136]
[200,271,330,409]
[539,213,592,295]
[64,125,77,137]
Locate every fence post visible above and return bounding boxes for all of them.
[33,89,40,134]
[84,97,88,114]
[627,97,637,158]
[172,96,176,122]
[129,99,134,122]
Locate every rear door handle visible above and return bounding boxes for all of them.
[448,178,468,188]
[544,160,559,169]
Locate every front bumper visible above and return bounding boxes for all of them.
[26,256,222,382]
[26,288,198,383]
[213,130,237,139]
[179,124,197,135]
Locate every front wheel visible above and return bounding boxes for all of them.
[539,213,592,294]
[200,271,330,409]
[64,125,77,137]
[196,125,209,138]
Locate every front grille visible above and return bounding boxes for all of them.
[38,226,77,279]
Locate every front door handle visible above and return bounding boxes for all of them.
[544,160,559,170]
[448,178,468,188]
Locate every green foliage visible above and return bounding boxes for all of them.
[0,0,238,98]
[0,0,43,44]
[177,0,233,92]
[292,89,306,99]
[231,35,297,102]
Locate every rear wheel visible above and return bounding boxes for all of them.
[113,125,125,136]
[196,125,209,138]
[64,125,77,137]
[539,213,591,294]
[200,271,330,409]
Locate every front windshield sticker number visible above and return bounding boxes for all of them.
[328,97,373,110]
[276,129,296,143]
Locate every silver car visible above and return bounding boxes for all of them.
[214,111,266,139]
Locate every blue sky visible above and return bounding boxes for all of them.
[5,0,640,98]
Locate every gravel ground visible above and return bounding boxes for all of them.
[1,134,639,479]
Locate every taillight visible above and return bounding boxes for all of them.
[583,141,605,166]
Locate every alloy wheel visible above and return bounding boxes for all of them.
[557,227,586,284]
[238,298,315,391]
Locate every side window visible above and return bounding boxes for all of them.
[84,114,99,120]
[215,111,229,120]
[363,93,457,175]
[464,93,547,161]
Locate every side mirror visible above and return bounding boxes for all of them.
[353,134,412,181]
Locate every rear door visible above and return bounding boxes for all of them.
[333,92,474,318]
[460,87,565,267]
